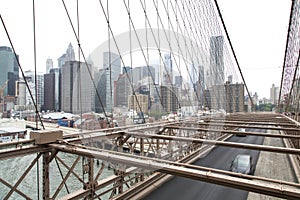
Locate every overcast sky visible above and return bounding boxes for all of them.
[217,0,291,98]
[0,0,292,99]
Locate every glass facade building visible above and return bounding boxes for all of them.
[0,46,19,96]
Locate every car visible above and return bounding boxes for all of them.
[230,154,254,175]
[236,128,246,137]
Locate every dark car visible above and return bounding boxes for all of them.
[230,154,254,175]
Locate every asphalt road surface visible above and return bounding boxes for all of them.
[145,129,265,200]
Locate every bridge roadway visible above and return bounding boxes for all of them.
[14,114,300,199]
[145,129,266,200]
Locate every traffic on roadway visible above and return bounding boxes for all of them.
[145,129,265,200]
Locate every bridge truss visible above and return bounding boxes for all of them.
[279,0,300,117]
[0,112,300,199]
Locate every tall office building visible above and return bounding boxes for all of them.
[16,80,26,106]
[175,76,182,88]
[46,58,53,73]
[209,36,224,87]
[204,83,244,113]
[0,46,19,97]
[207,36,225,111]
[194,65,205,107]
[131,66,155,88]
[50,68,61,111]
[115,73,132,107]
[94,69,107,113]
[128,94,149,114]
[132,67,143,86]
[43,68,60,111]
[24,70,44,110]
[163,53,173,85]
[61,61,94,114]
[43,73,55,111]
[103,52,121,81]
[103,52,121,112]
[160,85,179,113]
[58,43,75,68]
[225,83,244,113]
[270,84,279,105]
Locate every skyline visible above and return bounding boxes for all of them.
[0,0,292,98]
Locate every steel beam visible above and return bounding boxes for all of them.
[43,152,50,200]
[4,153,41,200]
[0,178,32,199]
[191,122,300,131]
[50,143,300,200]
[0,146,51,160]
[0,139,35,148]
[203,119,297,127]
[125,132,300,155]
[165,125,300,139]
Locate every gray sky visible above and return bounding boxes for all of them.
[0,0,291,98]
[217,0,291,98]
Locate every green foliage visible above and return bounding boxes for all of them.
[255,103,276,112]
[148,110,168,120]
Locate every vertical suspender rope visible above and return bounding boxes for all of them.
[33,1,41,199]
[107,0,113,121]
[128,0,135,123]
[77,0,83,131]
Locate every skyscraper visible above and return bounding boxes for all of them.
[160,85,179,113]
[94,69,107,113]
[225,83,244,113]
[50,68,61,111]
[0,46,19,96]
[43,68,60,111]
[103,52,121,112]
[207,36,225,110]
[24,70,44,110]
[46,58,53,74]
[175,76,183,88]
[43,73,55,111]
[163,53,173,85]
[16,80,26,106]
[115,73,132,107]
[209,36,224,87]
[58,43,75,69]
[61,61,94,114]
[270,84,279,105]
[128,94,149,114]
[194,65,205,107]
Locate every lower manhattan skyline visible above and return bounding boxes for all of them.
[0,0,291,98]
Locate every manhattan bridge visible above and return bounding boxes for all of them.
[0,0,299,199]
